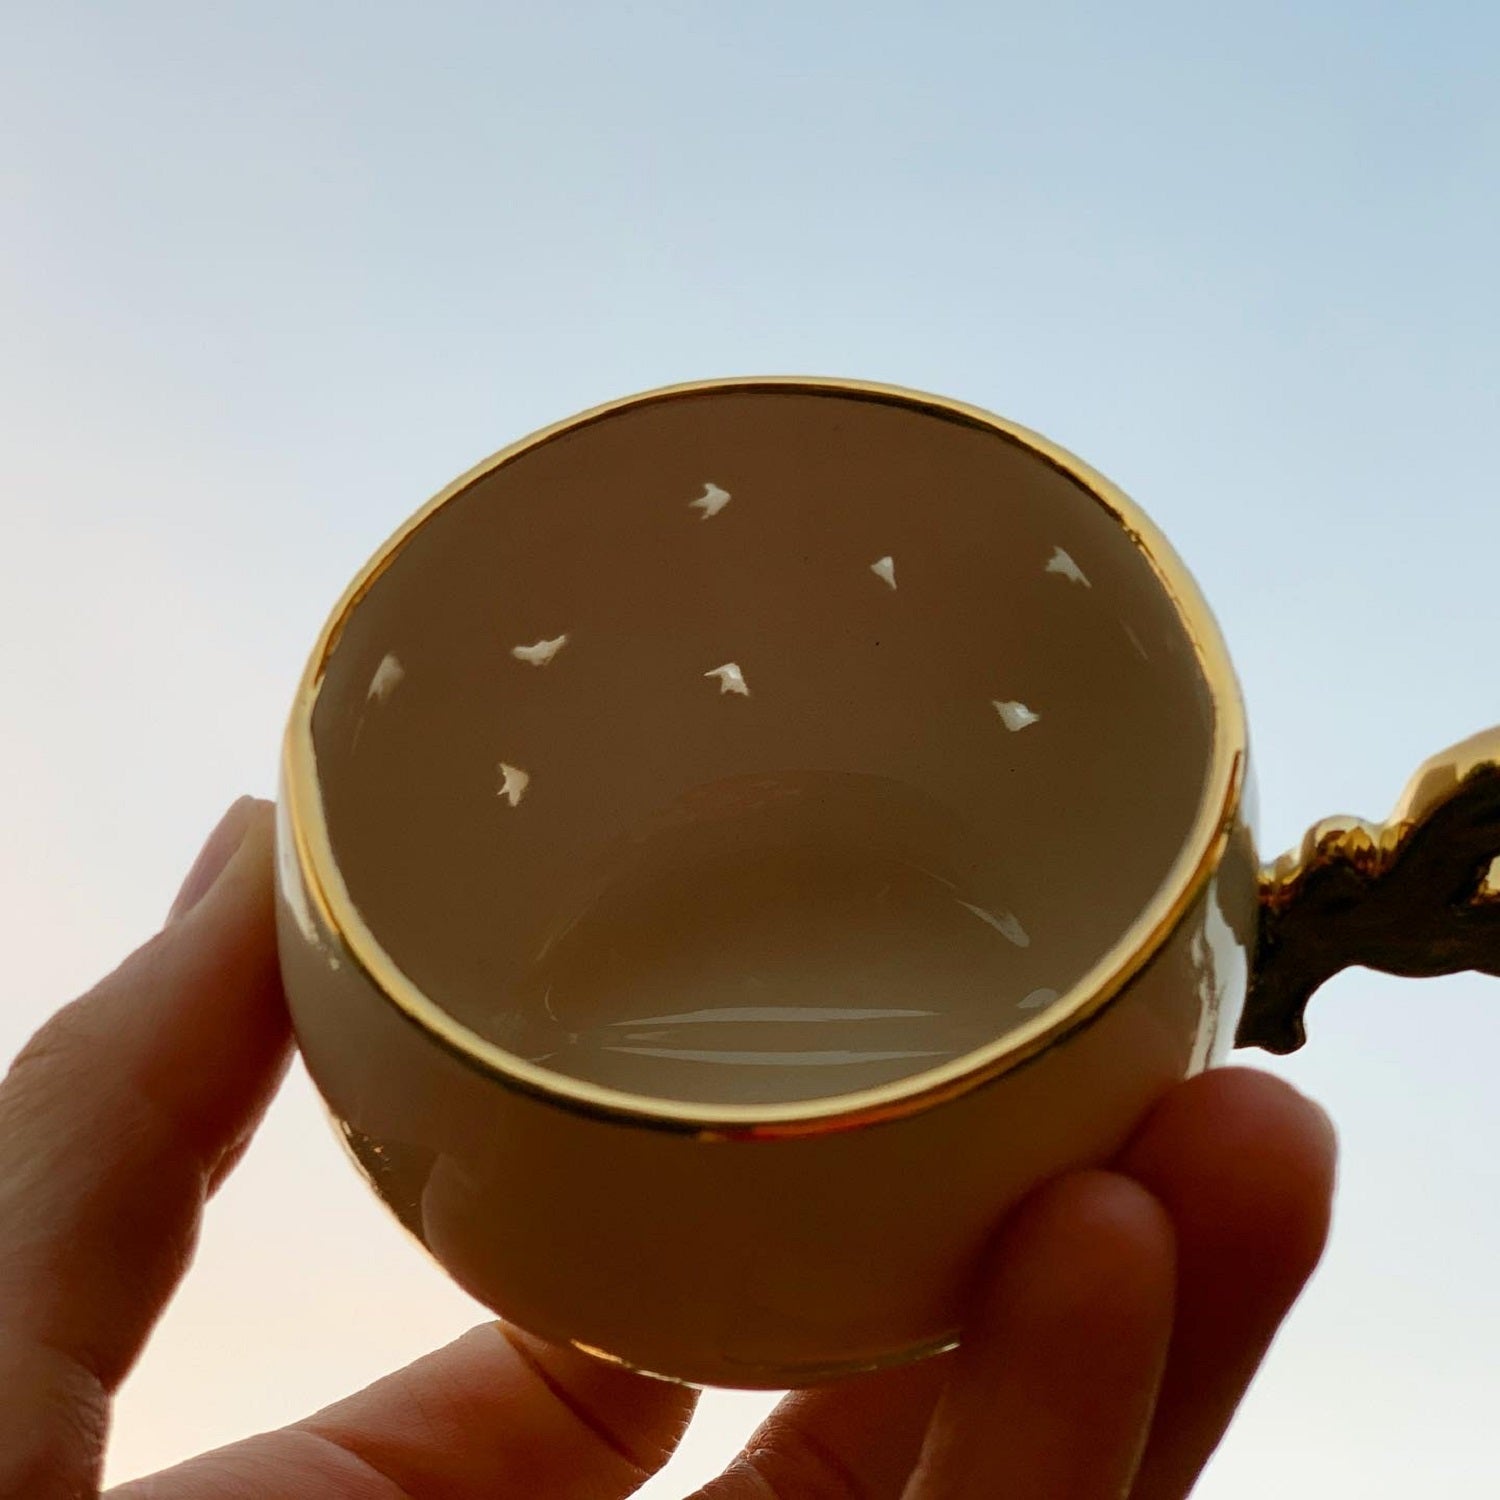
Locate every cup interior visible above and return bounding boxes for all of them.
[307,386,1218,1106]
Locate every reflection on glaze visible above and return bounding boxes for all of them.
[276,803,321,946]
[1484,855,1500,899]
[604,1046,951,1067]
[1045,546,1090,587]
[512,633,569,666]
[497,762,530,807]
[955,900,1030,947]
[507,818,1058,1103]
[610,1005,937,1025]
[705,662,751,696]
[689,481,732,518]
[367,653,405,702]
[1123,624,1150,661]
[540,983,563,1023]
[352,653,406,752]
[1187,870,1247,1069]
[993,699,1040,732]
[870,555,897,590]
[1018,986,1058,1010]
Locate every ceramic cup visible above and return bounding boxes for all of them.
[276,378,1500,1388]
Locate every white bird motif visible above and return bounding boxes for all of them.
[366,652,405,702]
[705,662,750,696]
[497,762,530,807]
[1045,546,1090,587]
[689,482,732,519]
[870,555,897,590]
[1018,987,1059,1010]
[993,699,1040,732]
[512,633,568,666]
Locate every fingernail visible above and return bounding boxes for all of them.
[168,797,259,923]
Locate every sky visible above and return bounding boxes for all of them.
[2,1,1498,1492]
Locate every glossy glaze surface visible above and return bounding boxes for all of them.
[310,389,1215,1106]
[277,379,1251,1385]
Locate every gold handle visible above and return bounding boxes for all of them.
[1237,726,1500,1053]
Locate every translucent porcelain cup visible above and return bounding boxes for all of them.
[276,379,1500,1387]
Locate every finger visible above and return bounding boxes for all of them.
[690,1355,952,1500]
[107,1320,697,1500]
[0,799,291,1500]
[1114,1067,1336,1500]
[905,1171,1176,1499]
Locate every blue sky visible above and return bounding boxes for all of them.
[3,3,1498,1492]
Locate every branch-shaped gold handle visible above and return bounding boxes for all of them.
[1237,727,1500,1054]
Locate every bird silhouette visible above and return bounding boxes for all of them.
[497,762,530,807]
[1045,546,1090,587]
[993,699,1040,732]
[366,652,405,701]
[705,662,750,696]
[512,634,568,666]
[689,482,731,518]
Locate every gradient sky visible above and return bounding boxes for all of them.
[3,3,1498,1493]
